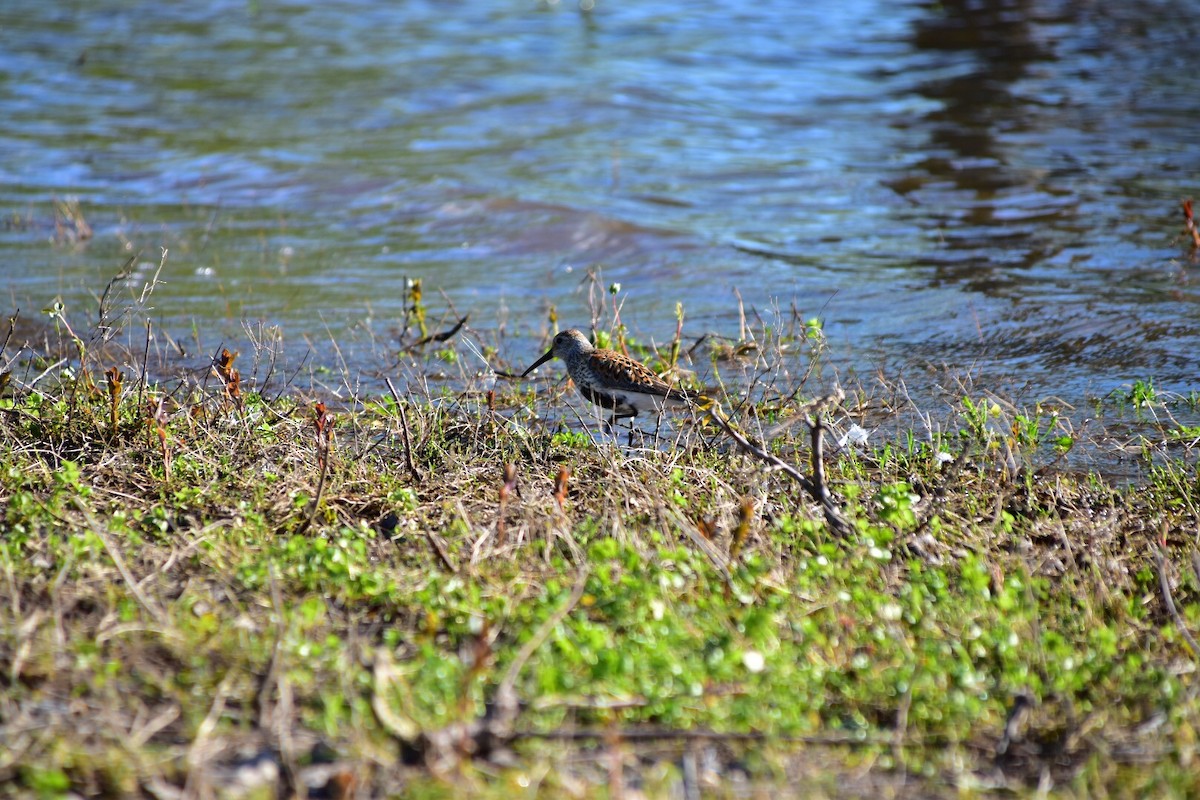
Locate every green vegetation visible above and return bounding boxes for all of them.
[1,294,1199,798]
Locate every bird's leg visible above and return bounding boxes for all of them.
[626,412,646,448]
[604,414,618,436]
[606,410,638,446]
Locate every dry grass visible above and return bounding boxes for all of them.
[1,267,1199,798]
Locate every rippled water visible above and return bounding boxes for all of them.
[3,0,1199,465]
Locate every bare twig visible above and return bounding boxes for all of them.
[703,388,851,536]
[255,567,303,799]
[183,669,238,797]
[996,690,1035,757]
[371,649,422,744]
[402,314,469,352]
[421,528,458,574]
[807,413,851,535]
[294,403,333,537]
[136,319,152,414]
[256,565,286,729]
[97,255,135,327]
[138,247,168,305]
[514,726,905,746]
[0,308,17,359]
[492,569,590,737]
[385,377,422,480]
[1155,546,1200,663]
[77,501,168,627]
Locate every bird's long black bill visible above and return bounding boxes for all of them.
[520,348,556,378]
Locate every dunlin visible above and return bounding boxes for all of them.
[522,329,706,433]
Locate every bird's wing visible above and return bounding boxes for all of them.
[589,350,694,401]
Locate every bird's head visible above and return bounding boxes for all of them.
[521,329,593,377]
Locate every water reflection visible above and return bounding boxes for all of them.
[883,0,1200,401]
[900,0,1071,291]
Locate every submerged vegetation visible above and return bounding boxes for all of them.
[1,267,1199,798]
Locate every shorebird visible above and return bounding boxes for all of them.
[521,329,707,435]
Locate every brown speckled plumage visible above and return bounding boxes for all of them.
[522,329,698,427]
